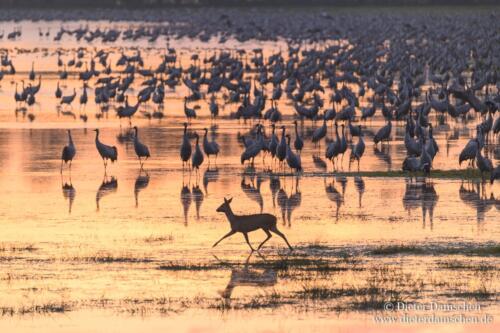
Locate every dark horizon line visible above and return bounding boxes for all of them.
[0,0,499,9]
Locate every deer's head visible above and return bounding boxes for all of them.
[216,197,233,213]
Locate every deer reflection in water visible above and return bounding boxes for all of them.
[402,179,438,229]
[96,174,118,212]
[61,174,76,214]
[217,253,277,308]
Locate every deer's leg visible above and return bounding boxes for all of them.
[212,230,236,248]
[270,226,293,251]
[257,229,272,251]
[243,232,255,252]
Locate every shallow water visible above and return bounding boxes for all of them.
[0,16,499,333]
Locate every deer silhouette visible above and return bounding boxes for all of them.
[214,197,293,251]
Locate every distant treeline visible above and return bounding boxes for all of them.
[0,0,498,8]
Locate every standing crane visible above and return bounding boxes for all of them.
[94,129,117,171]
[133,126,150,169]
[60,129,76,173]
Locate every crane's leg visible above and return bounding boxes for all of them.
[243,232,255,252]
[69,160,72,173]
[212,230,236,248]
[60,160,63,174]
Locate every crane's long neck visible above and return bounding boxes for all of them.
[68,132,74,145]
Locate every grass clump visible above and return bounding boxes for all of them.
[371,245,424,256]
[157,262,225,271]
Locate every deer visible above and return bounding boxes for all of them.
[214,197,293,251]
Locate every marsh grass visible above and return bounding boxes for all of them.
[294,265,422,312]
[209,291,293,311]
[255,256,351,272]
[143,234,174,243]
[371,245,425,255]
[157,262,227,271]
[469,245,500,256]
[451,289,496,300]
[298,285,349,300]
[2,247,497,316]
[0,244,37,252]
[370,243,500,257]
[157,256,358,273]
[6,260,494,316]
[68,254,154,263]
[241,292,292,309]
[0,302,71,316]
[437,260,496,271]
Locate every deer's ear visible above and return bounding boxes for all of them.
[224,197,228,203]
[227,197,233,204]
